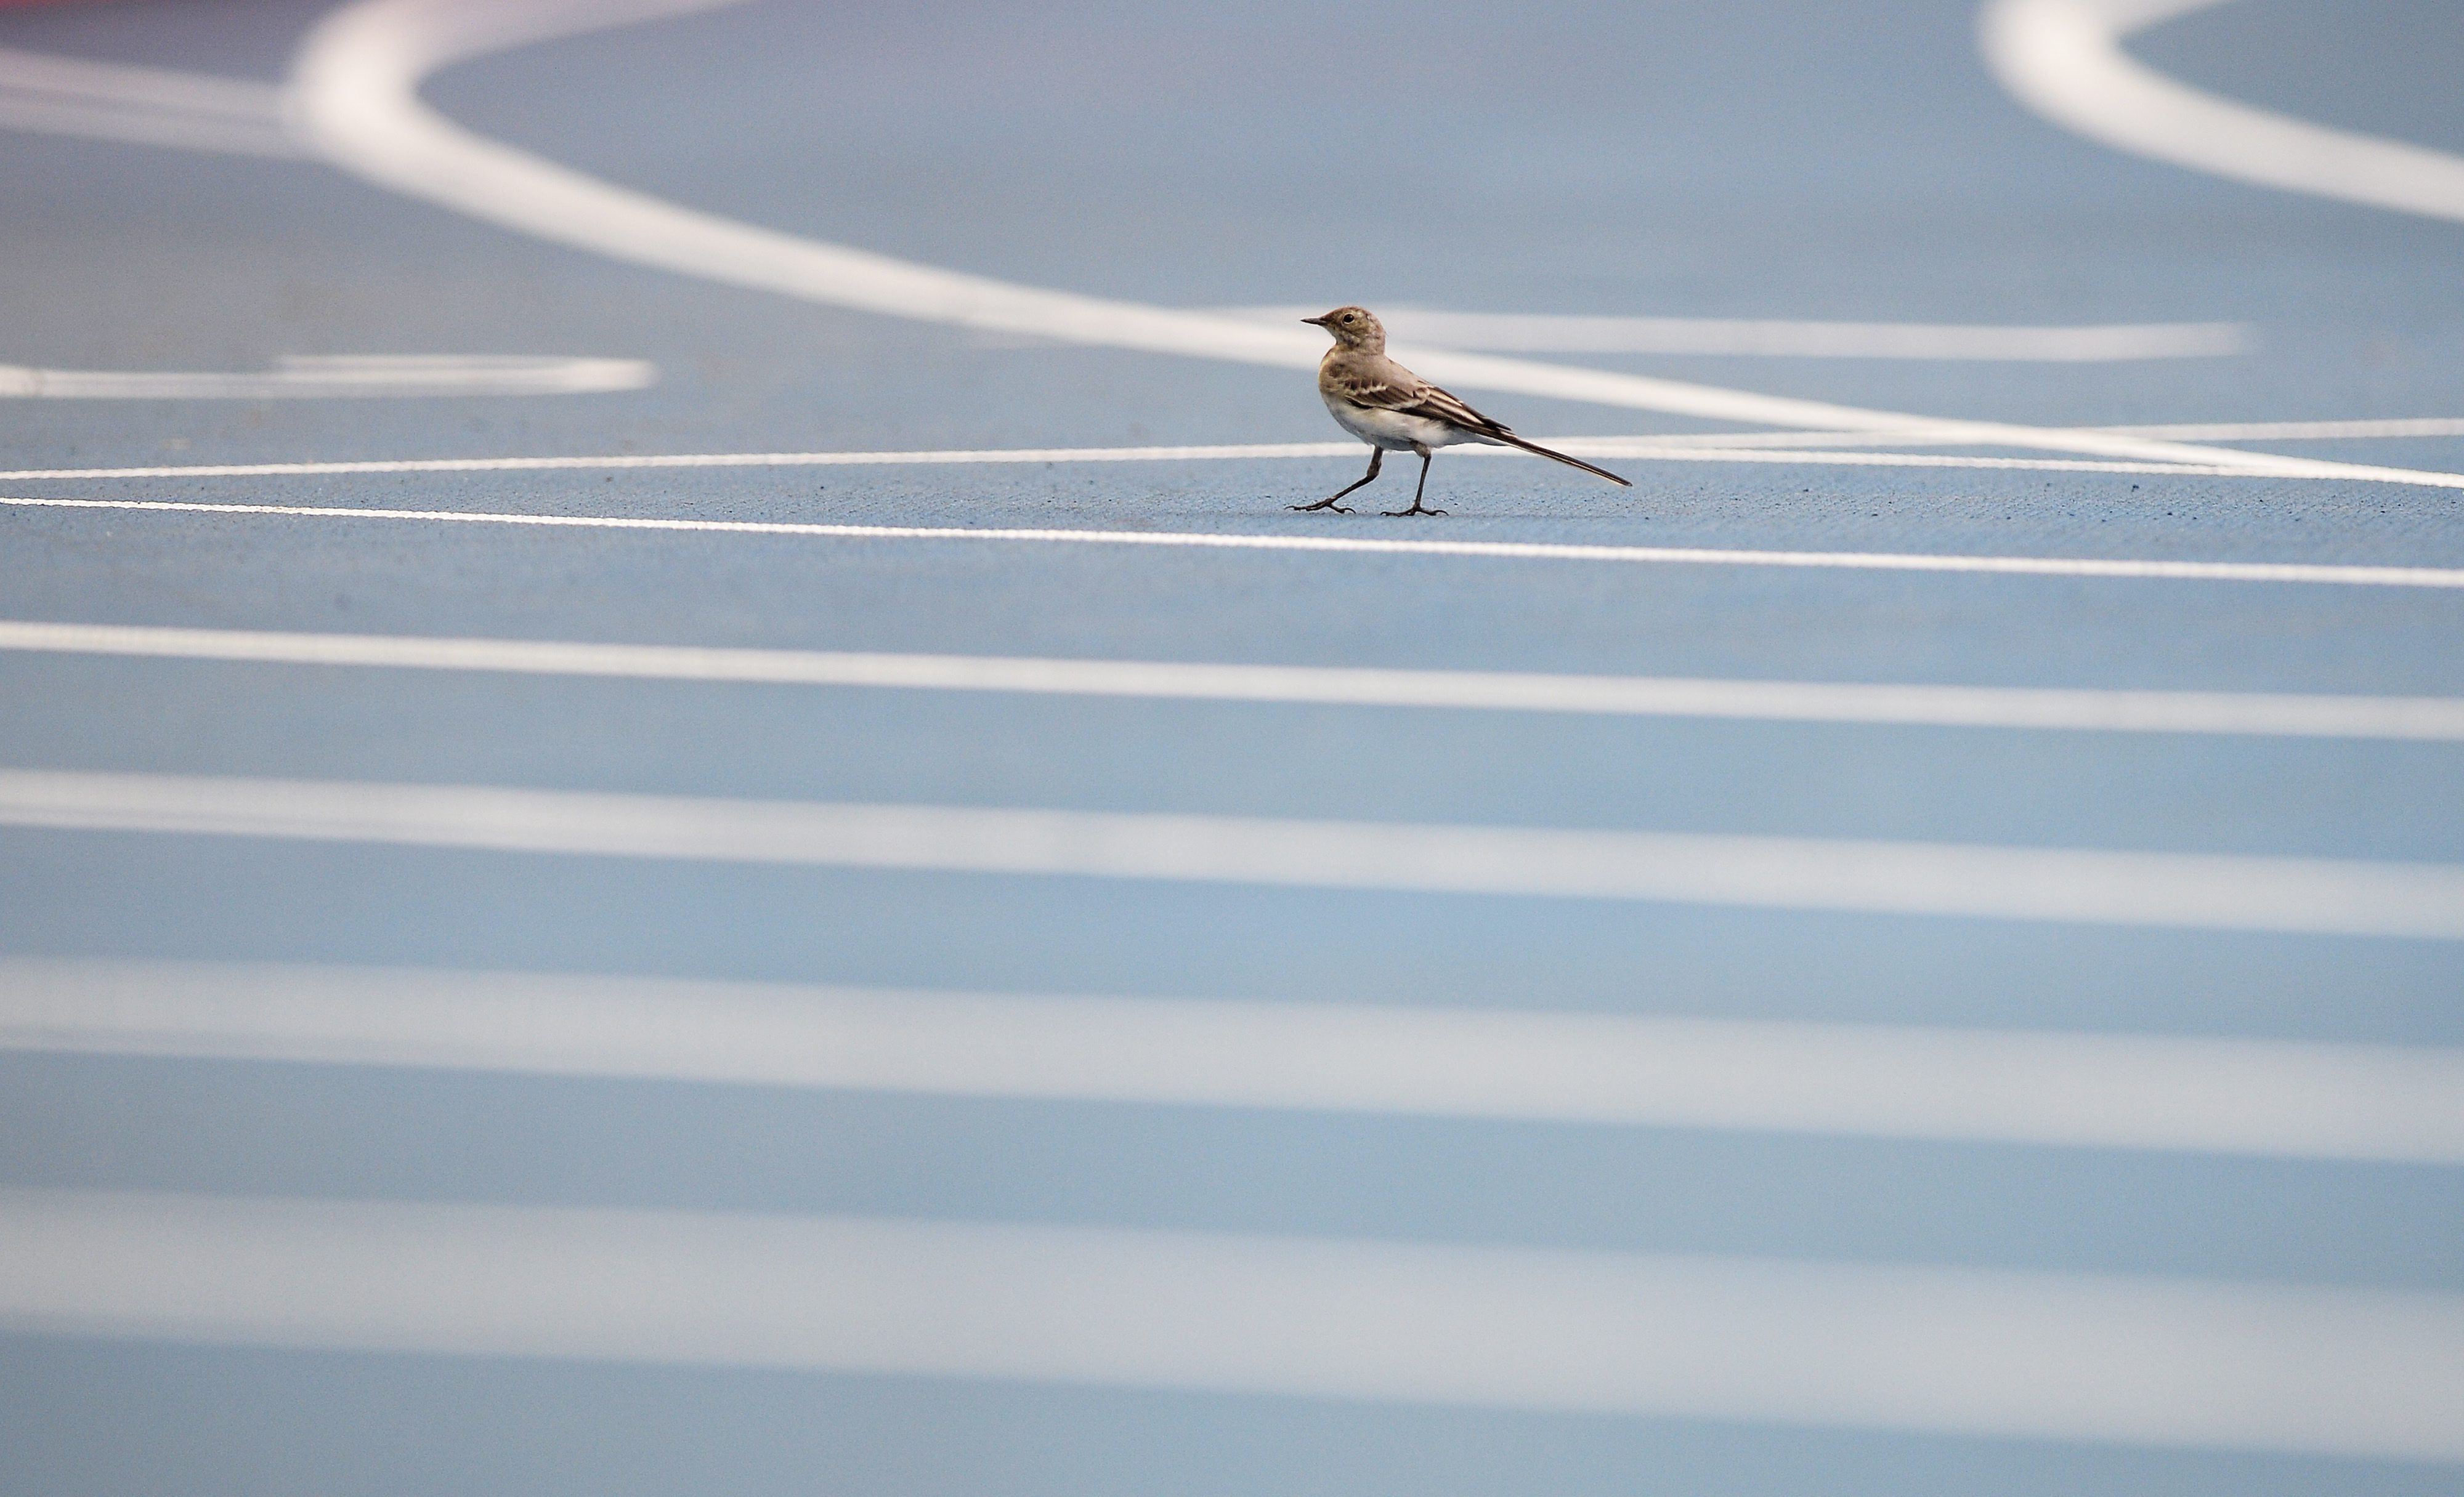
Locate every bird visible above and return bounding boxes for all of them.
[1294,305,1630,516]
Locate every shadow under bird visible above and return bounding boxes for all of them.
[1298,305,1631,516]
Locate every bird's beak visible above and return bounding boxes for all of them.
[1301,315,1329,327]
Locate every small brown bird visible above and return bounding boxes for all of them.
[1296,305,1630,516]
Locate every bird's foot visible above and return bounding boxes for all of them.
[1289,499,1355,514]
[1381,503,1448,518]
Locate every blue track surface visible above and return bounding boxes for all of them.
[2,2,2460,1493]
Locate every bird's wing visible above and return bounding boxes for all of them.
[1324,356,1511,435]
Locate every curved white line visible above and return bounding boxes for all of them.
[12,495,2464,589]
[6,768,2464,940]
[288,0,2464,491]
[14,619,2464,741]
[7,959,2462,1163]
[0,40,2265,369]
[0,354,652,398]
[9,1187,2464,1458]
[1981,0,2464,224]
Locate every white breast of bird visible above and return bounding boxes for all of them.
[1322,392,1496,451]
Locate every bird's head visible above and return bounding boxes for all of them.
[1303,305,1384,353]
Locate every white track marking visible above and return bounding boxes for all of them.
[1539,445,2219,475]
[1220,306,2255,361]
[0,44,299,157]
[9,17,2457,485]
[0,443,1369,481]
[0,94,299,158]
[6,1187,2462,1459]
[2104,418,2464,442]
[1597,421,2464,450]
[286,0,2464,492]
[0,354,652,400]
[4,769,2461,939]
[1982,0,2464,225]
[0,440,2229,481]
[10,619,2464,741]
[10,495,2464,589]
[7,958,2458,1164]
[0,420,2451,480]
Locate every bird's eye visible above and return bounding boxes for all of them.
[1340,314,1355,323]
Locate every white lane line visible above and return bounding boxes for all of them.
[1602,420,2464,450]
[10,619,2464,742]
[4,769,2461,940]
[10,494,2463,589]
[2105,418,2464,442]
[8,958,2458,1164]
[0,94,301,158]
[0,45,287,121]
[0,43,299,158]
[0,442,1371,480]
[0,440,2231,482]
[0,421,2449,481]
[286,0,2464,491]
[0,355,654,400]
[1218,306,2256,361]
[1981,0,2464,225]
[6,1187,2462,1459]
[1528,446,2222,476]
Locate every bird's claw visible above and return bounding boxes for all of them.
[1382,506,1446,518]
[1289,501,1353,514]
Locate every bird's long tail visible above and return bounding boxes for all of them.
[1484,429,1631,486]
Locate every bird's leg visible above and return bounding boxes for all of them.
[1383,448,1447,517]
[1291,448,1380,513]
